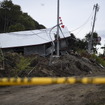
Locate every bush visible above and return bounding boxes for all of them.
[77,49,91,58]
[13,55,32,76]
[4,53,32,76]
[77,49,105,67]
[91,54,105,67]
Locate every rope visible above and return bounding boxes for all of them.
[0,77,105,86]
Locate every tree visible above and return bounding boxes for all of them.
[85,32,101,53]
[68,33,77,50]
[75,39,87,50]
[0,0,45,33]
[9,23,25,32]
[0,0,22,32]
[68,33,87,51]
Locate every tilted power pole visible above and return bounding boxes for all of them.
[88,3,99,54]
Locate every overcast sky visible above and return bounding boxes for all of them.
[0,0,105,53]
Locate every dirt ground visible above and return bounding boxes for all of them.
[0,54,105,105]
[0,72,105,105]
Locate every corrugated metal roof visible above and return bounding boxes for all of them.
[0,27,70,48]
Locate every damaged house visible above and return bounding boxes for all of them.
[0,27,70,56]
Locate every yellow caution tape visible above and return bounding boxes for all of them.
[0,77,105,86]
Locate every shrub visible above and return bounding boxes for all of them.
[14,55,31,76]
[77,49,91,58]
[91,54,105,67]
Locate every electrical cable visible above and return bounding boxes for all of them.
[48,23,69,58]
[58,26,69,48]
[30,30,49,41]
[48,25,58,57]
[70,10,94,32]
[49,23,64,43]
[3,29,50,42]
[7,30,45,36]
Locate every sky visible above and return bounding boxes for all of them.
[0,0,105,54]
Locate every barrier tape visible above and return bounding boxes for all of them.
[0,77,105,86]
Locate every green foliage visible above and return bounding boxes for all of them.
[75,39,87,50]
[68,33,87,52]
[91,54,105,67]
[39,24,47,29]
[14,55,31,76]
[18,13,36,30]
[85,32,101,54]
[9,23,25,32]
[77,49,90,58]
[76,49,105,67]
[4,52,32,76]
[68,33,77,50]
[0,0,45,33]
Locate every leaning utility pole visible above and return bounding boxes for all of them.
[56,0,60,57]
[88,3,99,54]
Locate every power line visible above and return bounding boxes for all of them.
[70,10,94,32]
[30,30,49,41]
[6,28,54,36]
